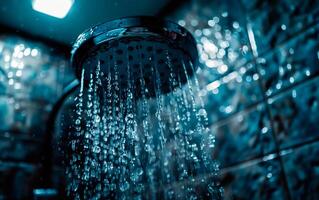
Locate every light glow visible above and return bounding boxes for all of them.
[32,0,74,19]
[206,80,220,91]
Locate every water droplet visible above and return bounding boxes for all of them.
[95,115,100,123]
[119,180,129,191]
[75,119,81,125]
[65,51,221,199]
[93,146,101,153]
[130,168,143,182]
[198,108,207,117]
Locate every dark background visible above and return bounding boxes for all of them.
[0,0,318,199]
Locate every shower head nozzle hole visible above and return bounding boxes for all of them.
[116,60,123,65]
[116,49,123,55]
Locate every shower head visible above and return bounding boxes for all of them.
[71,16,198,98]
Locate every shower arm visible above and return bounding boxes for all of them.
[38,79,80,189]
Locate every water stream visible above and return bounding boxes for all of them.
[65,50,223,199]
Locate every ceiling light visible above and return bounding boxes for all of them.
[32,0,74,19]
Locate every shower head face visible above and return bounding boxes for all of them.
[71,17,198,98]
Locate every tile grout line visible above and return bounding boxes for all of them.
[219,136,319,172]
[198,18,319,89]
[237,1,293,197]
[247,30,293,200]
[256,72,292,200]
[207,73,319,128]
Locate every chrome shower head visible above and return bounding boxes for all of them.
[71,16,198,98]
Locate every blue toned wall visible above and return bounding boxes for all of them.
[0,35,74,199]
[169,0,319,199]
[0,0,318,199]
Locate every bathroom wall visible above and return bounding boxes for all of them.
[0,0,318,198]
[168,0,319,199]
[0,35,74,199]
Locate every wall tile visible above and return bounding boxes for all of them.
[200,62,263,124]
[212,103,275,168]
[175,0,253,83]
[0,96,51,137]
[219,155,288,200]
[256,25,319,97]
[246,0,319,54]
[0,36,71,104]
[281,141,319,199]
[268,76,319,149]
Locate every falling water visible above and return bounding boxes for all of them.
[65,49,223,199]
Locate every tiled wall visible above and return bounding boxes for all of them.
[1,0,318,198]
[170,0,319,199]
[0,35,73,199]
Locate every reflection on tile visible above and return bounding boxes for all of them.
[0,35,75,141]
[282,142,319,199]
[268,76,319,149]
[219,155,288,200]
[176,0,253,82]
[0,36,72,103]
[246,0,319,53]
[212,103,275,168]
[257,25,319,96]
[199,62,263,124]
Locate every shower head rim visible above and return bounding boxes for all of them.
[71,16,198,80]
